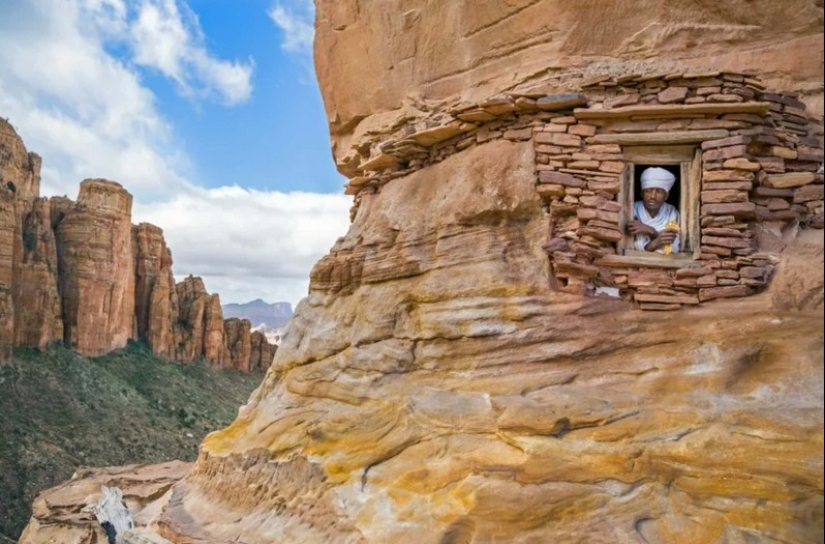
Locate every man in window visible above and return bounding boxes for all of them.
[628,167,680,254]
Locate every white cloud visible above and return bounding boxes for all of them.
[268,1,315,55]
[0,0,350,308]
[0,0,190,198]
[0,0,255,198]
[130,0,254,104]
[133,188,351,307]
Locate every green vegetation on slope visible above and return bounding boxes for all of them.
[0,341,265,541]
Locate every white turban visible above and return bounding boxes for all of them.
[640,167,676,193]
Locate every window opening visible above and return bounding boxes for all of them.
[619,146,701,258]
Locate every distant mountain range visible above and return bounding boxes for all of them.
[222,299,293,330]
[222,300,293,346]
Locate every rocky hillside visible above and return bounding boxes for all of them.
[0,119,276,371]
[0,342,265,541]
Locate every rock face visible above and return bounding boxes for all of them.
[143,134,823,544]
[175,276,230,366]
[0,188,16,359]
[19,3,825,543]
[134,223,177,357]
[0,122,276,370]
[72,3,822,544]
[1,118,49,359]
[0,118,41,201]
[13,197,62,348]
[250,330,277,372]
[224,318,252,372]
[18,461,191,544]
[316,0,824,177]
[56,179,136,354]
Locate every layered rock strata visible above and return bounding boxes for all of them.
[316,0,824,168]
[249,330,277,373]
[134,222,178,357]
[122,139,821,544]
[13,197,62,348]
[1,117,51,360]
[20,2,825,543]
[18,461,191,544]
[0,121,276,370]
[56,179,136,354]
[224,318,252,372]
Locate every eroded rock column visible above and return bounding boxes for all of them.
[55,179,135,355]
[133,223,181,358]
[13,198,62,348]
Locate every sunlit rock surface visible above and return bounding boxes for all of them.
[18,1,824,543]
[134,222,179,358]
[55,179,137,355]
[18,461,190,544]
[1,118,50,359]
[150,142,823,543]
[158,2,822,543]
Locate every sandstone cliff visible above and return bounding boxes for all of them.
[0,121,276,371]
[175,276,246,368]
[1,117,49,359]
[19,2,825,543]
[316,0,823,179]
[56,179,136,355]
[149,140,822,544]
[133,223,179,358]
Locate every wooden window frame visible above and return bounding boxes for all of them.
[618,145,702,259]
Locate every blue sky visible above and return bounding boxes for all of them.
[146,0,340,194]
[0,0,351,307]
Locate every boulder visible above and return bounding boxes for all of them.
[17,462,190,544]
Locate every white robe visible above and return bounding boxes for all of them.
[633,201,681,253]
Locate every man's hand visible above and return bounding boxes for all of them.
[627,220,657,237]
[644,229,677,252]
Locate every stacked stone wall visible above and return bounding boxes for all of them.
[339,72,824,310]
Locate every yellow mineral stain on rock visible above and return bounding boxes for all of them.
[17,2,825,542]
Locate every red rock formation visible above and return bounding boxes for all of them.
[133,223,180,358]
[54,179,136,355]
[203,294,225,365]
[175,276,211,362]
[0,187,15,360]
[224,318,252,372]
[250,330,276,372]
[316,0,824,177]
[175,276,238,368]
[0,118,41,201]
[0,121,276,368]
[1,118,53,359]
[13,198,62,348]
